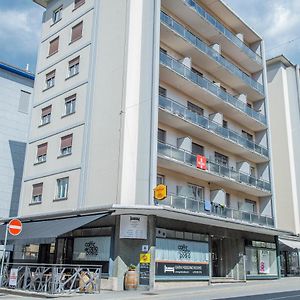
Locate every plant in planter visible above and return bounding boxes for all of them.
[124,264,138,290]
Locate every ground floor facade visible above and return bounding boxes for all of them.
[1,207,285,291]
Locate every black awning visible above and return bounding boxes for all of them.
[0,213,110,244]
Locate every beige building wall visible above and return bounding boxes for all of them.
[267,56,300,234]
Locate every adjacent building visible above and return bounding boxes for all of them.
[267,55,300,277]
[0,62,34,218]
[2,0,287,290]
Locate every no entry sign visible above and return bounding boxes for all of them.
[8,219,22,236]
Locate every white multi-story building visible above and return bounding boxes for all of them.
[0,62,34,218]
[5,0,286,290]
[267,55,300,277]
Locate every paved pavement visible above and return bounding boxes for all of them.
[1,278,300,299]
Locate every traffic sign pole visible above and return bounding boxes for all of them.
[0,224,8,287]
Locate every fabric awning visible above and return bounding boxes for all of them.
[279,238,300,250]
[0,213,109,244]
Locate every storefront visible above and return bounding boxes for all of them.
[245,240,278,279]
[155,229,209,280]
[279,238,300,277]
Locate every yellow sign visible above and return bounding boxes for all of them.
[140,253,151,264]
[154,184,167,200]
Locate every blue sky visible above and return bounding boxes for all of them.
[0,0,300,73]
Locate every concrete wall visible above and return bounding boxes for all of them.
[0,68,33,217]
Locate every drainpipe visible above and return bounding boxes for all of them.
[295,65,300,119]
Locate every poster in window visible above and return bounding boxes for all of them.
[258,249,270,274]
[73,236,111,261]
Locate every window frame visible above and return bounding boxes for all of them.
[31,183,43,204]
[48,36,59,57]
[157,174,165,185]
[52,6,63,24]
[40,105,52,126]
[68,57,80,78]
[45,70,56,90]
[60,134,73,157]
[70,21,83,43]
[64,94,76,116]
[56,177,69,200]
[214,152,229,167]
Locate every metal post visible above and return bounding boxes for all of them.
[0,224,8,287]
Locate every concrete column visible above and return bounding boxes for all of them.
[111,215,156,291]
[208,235,212,283]
[275,236,281,279]
[55,238,65,264]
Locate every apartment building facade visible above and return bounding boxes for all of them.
[4,0,285,290]
[267,55,300,277]
[0,62,34,218]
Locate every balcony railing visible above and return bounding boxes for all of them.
[157,141,272,192]
[160,50,267,125]
[183,0,262,65]
[161,11,264,96]
[157,194,274,227]
[159,95,269,158]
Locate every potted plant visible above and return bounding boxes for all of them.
[124,264,138,290]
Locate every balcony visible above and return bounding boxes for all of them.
[156,194,274,227]
[159,50,267,131]
[159,95,268,163]
[160,11,264,100]
[162,0,262,73]
[157,141,272,197]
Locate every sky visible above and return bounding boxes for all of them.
[0,0,300,73]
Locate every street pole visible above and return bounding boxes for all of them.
[0,224,8,287]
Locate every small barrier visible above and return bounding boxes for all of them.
[2,263,102,294]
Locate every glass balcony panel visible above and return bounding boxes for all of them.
[186,198,200,212]
[172,102,185,118]
[172,196,186,210]
[242,212,251,222]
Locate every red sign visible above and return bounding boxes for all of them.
[8,219,22,236]
[196,155,207,170]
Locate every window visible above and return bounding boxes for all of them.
[192,142,204,156]
[32,183,43,204]
[71,21,83,43]
[68,57,80,78]
[64,94,76,115]
[159,86,167,97]
[242,130,253,141]
[247,102,252,109]
[41,105,52,125]
[187,184,204,200]
[192,67,203,77]
[187,101,204,116]
[157,174,165,185]
[223,120,228,129]
[45,70,55,89]
[36,143,48,163]
[48,37,59,56]
[158,128,166,143]
[18,90,31,114]
[74,0,85,10]
[56,177,69,199]
[250,166,256,177]
[244,199,257,213]
[215,152,228,167]
[60,134,73,156]
[226,193,231,208]
[53,6,62,23]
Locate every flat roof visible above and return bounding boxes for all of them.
[267,55,295,68]
[0,61,35,81]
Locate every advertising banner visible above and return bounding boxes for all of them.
[155,238,209,278]
[9,268,18,287]
[259,249,270,274]
[120,215,147,239]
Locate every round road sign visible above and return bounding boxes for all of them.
[8,219,22,236]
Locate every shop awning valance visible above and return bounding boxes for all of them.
[279,238,300,250]
[0,213,110,244]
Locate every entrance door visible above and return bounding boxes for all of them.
[212,239,221,277]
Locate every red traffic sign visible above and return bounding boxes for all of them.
[8,219,22,236]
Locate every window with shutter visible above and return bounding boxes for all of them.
[60,134,73,156]
[36,143,48,163]
[45,70,55,89]
[68,56,80,77]
[71,21,83,43]
[32,183,43,203]
[64,94,76,115]
[56,177,69,199]
[49,37,59,56]
[41,105,52,125]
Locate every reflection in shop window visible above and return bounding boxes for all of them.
[13,244,40,261]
